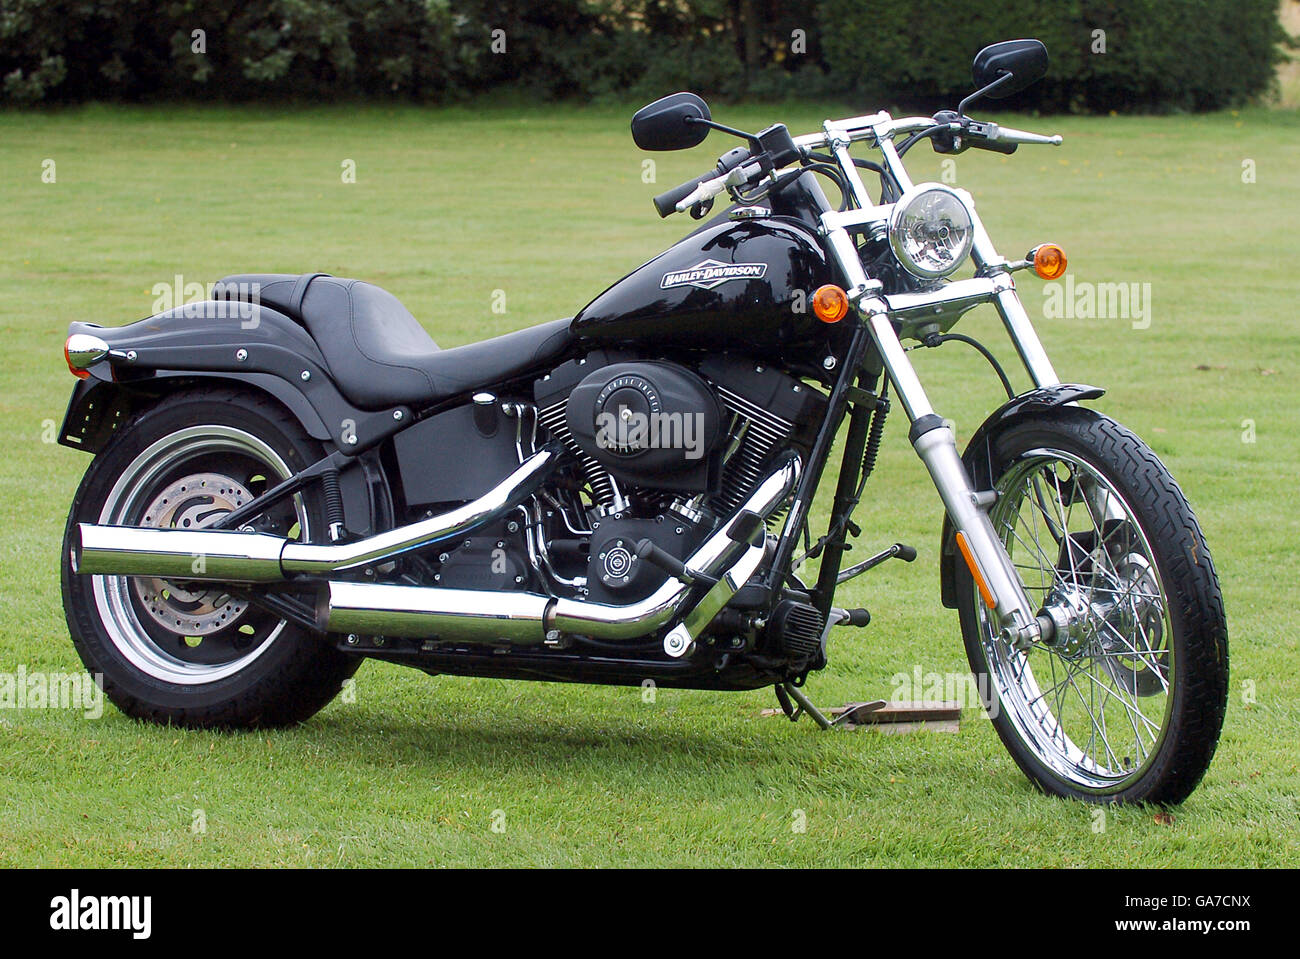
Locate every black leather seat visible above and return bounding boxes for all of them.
[214,274,574,410]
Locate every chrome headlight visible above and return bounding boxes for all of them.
[888,184,974,279]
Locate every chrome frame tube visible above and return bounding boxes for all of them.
[662,536,767,657]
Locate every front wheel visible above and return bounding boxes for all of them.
[954,408,1227,804]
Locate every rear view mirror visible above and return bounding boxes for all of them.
[631,93,711,151]
[972,39,1049,98]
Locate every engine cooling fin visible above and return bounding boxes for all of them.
[538,399,621,507]
[714,384,797,517]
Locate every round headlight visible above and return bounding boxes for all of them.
[888,184,974,279]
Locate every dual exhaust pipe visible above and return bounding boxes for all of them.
[73,446,801,647]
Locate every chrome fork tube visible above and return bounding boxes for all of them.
[818,149,1054,645]
[909,421,1042,645]
[858,292,1044,645]
[990,282,1060,388]
[968,203,1060,388]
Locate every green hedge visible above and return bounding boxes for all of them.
[818,0,1285,112]
[0,0,1286,110]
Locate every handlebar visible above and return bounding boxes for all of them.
[653,174,716,218]
[650,111,1061,217]
[653,146,758,218]
[792,113,1061,152]
[969,136,1019,155]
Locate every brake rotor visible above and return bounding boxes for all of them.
[130,472,252,636]
[1095,552,1168,697]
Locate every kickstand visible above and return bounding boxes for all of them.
[774,682,835,730]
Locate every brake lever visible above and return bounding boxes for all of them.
[995,124,1064,146]
[930,111,1061,154]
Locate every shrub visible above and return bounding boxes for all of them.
[817,0,1286,112]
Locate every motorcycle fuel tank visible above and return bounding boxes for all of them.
[571,217,840,358]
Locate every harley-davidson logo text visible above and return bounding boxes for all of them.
[660,259,767,291]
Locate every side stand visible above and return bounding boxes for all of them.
[774,682,834,730]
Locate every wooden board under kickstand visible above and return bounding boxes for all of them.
[762,700,963,732]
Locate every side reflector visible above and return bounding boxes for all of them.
[955,531,997,610]
[812,284,849,323]
[1032,243,1067,280]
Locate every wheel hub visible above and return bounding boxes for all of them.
[131,472,251,635]
[1037,583,1097,657]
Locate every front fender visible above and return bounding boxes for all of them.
[938,383,1105,609]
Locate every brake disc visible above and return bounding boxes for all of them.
[1095,552,1168,697]
[130,472,252,635]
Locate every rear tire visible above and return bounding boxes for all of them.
[61,388,360,728]
[954,407,1227,804]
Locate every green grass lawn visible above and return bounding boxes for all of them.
[0,101,1296,867]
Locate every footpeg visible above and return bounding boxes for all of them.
[837,607,872,627]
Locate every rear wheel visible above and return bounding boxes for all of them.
[61,389,360,728]
[955,408,1227,804]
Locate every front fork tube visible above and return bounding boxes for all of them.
[858,300,1046,647]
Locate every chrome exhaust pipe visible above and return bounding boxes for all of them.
[320,454,801,644]
[73,445,561,582]
[321,583,553,644]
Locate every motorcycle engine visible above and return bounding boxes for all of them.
[565,361,724,493]
[534,352,825,604]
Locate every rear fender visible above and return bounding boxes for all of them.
[61,301,412,456]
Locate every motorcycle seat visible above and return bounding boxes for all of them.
[214,273,575,410]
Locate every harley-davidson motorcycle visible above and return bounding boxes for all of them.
[57,40,1226,803]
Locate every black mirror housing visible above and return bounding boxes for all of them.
[631,93,711,151]
[972,39,1049,99]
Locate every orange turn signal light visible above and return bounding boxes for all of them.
[1032,243,1067,280]
[812,284,849,324]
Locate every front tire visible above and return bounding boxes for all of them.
[954,407,1227,804]
[61,388,360,728]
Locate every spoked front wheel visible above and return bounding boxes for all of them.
[955,408,1227,804]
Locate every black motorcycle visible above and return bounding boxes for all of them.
[58,40,1226,804]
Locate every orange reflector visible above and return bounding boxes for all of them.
[955,531,997,610]
[1033,243,1067,280]
[812,284,849,324]
[64,338,90,379]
